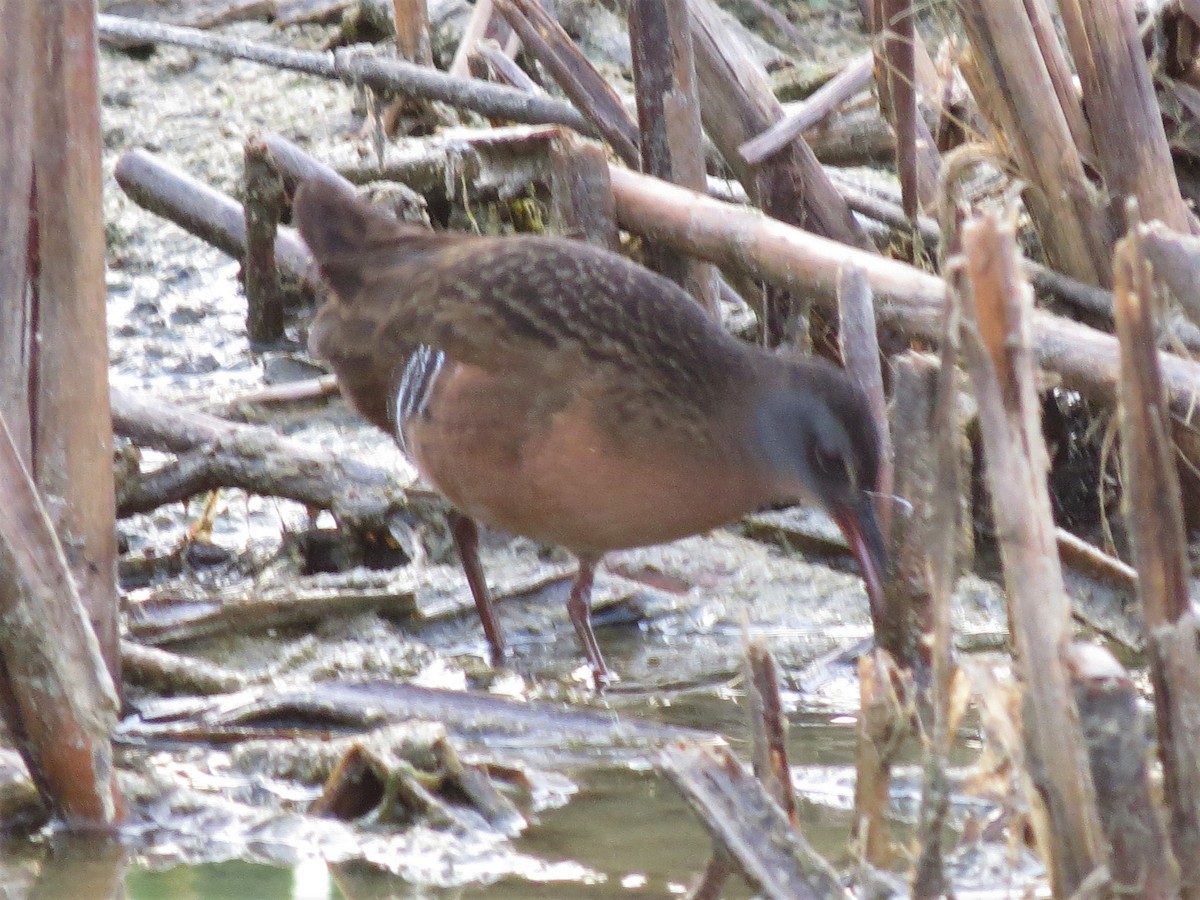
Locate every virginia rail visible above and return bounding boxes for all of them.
[294,176,886,685]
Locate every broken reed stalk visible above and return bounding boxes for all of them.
[1133,217,1200,329]
[837,264,892,532]
[852,650,907,867]
[742,639,797,825]
[390,0,432,67]
[883,354,944,684]
[689,0,869,342]
[29,0,122,684]
[1066,644,1178,897]
[450,0,499,78]
[1020,0,1094,163]
[837,265,907,658]
[242,138,287,348]
[628,0,720,319]
[692,638,800,900]
[872,0,938,216]
[96,14,595,136]
[0,0,35,468]
[1113,231,1200,896]
[956,0,1115,287]
[1057,0,1192,234]
[910,292,963,898]
[468,38,539,93]
[688,0,868,252]
[0,414,124,827]
[958,212,1105,896]
[548,134,619,251]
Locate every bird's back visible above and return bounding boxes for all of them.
[296,177,752,447]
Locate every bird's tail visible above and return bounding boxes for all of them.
[293,176,438,304]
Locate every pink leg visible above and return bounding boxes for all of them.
[448,511,506,665]
[566,557,611,688]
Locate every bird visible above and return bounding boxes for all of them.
[293,175,887,687]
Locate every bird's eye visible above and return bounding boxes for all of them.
[814,445,856,491]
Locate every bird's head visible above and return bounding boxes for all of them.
[751,357,888,615]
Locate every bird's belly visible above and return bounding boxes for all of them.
[407,368,771,555]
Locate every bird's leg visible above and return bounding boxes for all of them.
[566,557,611,688]
[448,511,507,665]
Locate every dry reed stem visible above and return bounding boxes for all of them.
[1114,232,1200,897]
[852,650,907,868]
[959,213,1105,896]
[872,0,938,214]
[0,0,35,467]
[1059,0,1192,235]
[629,0,720,318]
[391,0,432,66]
[493,0,639,167]
[956,0,1115,286]
[30,0,122,681]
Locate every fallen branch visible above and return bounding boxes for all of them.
[0,415,123,826]
[606,166,1200,422]
[659,741,846,899]
[111,387,410,531]
[96,14,595,136]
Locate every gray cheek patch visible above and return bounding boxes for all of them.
[391,344,446,457]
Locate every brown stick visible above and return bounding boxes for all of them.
[31,0,121,683]
[873,0,938,215]
[450,0,516,79]
[1067,643,1178,898]
[742,639,796,824]
[628,0,720,318]
[0,0,35,469]
[0,414,123,827]
[1135,220,1200,327]
[242,138,288,348]
[1021,0,1095,164]
[883,354,943,681]
[391,0,432,67]
[689,0,870,256]
[1113,229,1200,896]
[853,650,906,867]
[837,264,892,531]
[910,297,963,898]
[468,38,539,93]
[548,134,619,251]
[959,212,1105,896]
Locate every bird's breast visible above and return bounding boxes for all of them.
[404,363,776,554]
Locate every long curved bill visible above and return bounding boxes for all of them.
[830,493,888,619]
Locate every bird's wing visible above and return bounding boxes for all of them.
[295,176,717,382]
